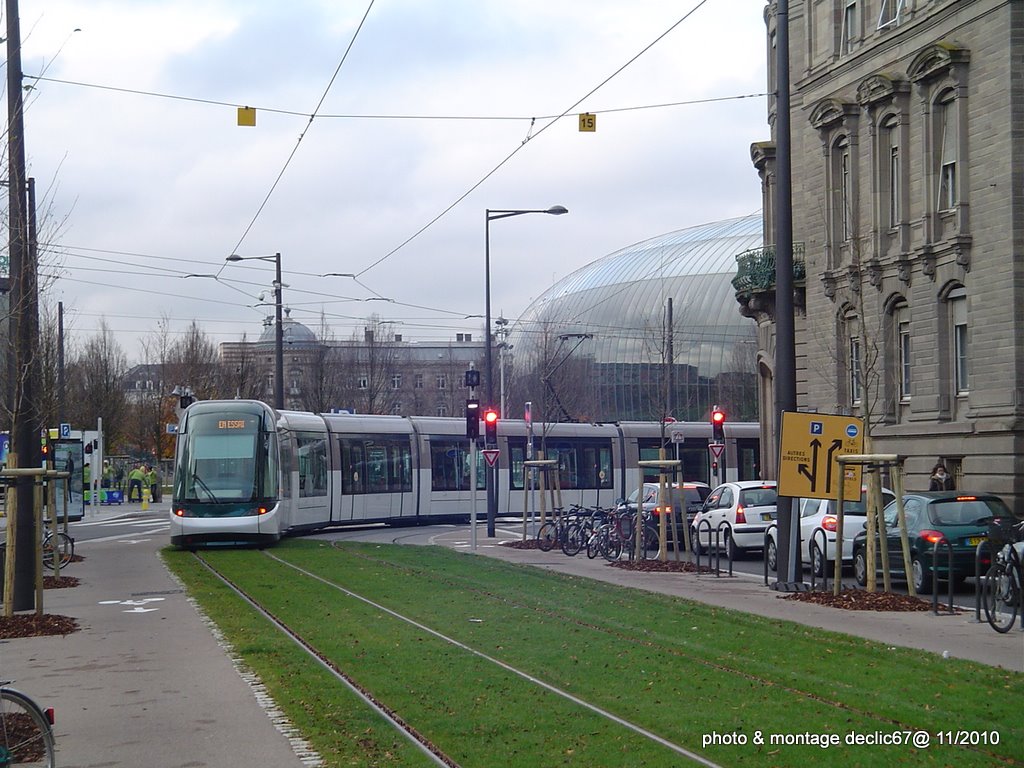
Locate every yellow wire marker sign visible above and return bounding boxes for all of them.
[778,412,864,500]
[578,113,596,132]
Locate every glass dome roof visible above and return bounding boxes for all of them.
[509,213,761,422]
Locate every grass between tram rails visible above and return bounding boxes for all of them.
[163,540,1023,768]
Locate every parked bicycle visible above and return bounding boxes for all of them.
[0,682,56,766]
[982,517,1024,633]
[42,527,75,571]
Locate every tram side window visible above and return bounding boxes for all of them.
[296,433,328,498]
[430,439,483,491]
[509,439,526,491]
[551,440,613,490]
[339,437,412,495]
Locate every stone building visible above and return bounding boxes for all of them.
[748,0,1023,502]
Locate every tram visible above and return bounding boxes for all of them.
[169,399,760,547]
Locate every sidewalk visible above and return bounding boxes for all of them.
[428,526,1024,672]
[0,528,311,768]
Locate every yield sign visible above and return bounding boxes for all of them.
[482,449,500,468]
[708,443,725,459]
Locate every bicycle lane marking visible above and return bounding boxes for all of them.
[267,552,723,768]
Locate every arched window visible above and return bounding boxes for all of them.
[882,114,901,228]
[936,91,959,211]
[831,135,852,244]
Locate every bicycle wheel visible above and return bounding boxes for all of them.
[537,522,558,552]
[600,529,623,562]
[0,687,56,767]
[983,562,1020,634]
[561,522,585,557]
[42,532,75,571]
[639,524,660,560]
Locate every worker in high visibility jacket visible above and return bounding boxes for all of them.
[127,464,146,503]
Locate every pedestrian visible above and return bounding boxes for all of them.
[101,460,114,489]
[115,463,125,493]
[928,462,954,491]
[147,465,161,503]
[127,463,145,502]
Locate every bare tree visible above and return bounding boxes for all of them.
[298,312,344,413]
[65,319,131,448]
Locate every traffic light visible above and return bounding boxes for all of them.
[466,399,480,439]
[711,406,726,442]
[483,408,499,445]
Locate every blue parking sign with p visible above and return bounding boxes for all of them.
[810,421,823,435]
[59,423,71,438]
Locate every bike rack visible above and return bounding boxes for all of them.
[809,527,829,593]
[715,520,734,577]
[695,518,713,574]
[931,537,954,615]
[972,540,992,624]
[763,523,777,586]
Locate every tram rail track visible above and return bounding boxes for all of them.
[191,552,459,768]
[191,548,721,768]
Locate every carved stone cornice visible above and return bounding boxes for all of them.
[809,98,859,131]
[856,74,910,108]
[908,41,970,85]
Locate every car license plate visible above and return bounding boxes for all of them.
[761,512,774,521]
[966,536,984,546]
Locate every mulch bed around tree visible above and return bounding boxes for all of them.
[44,575,80,590]
[0,613,79,639]
[501,540,951,613]
[781,587,954,613]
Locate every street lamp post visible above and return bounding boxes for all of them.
[226,252,284,410]
[484,205,568,535]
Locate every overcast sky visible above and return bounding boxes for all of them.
[15,0,768,362]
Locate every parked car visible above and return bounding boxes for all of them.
[691,481,777,559]
[852,491,1015,594]
[765,487,896,577]
[618,481,711,531]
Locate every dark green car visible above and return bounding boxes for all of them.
[852,491,1014,594]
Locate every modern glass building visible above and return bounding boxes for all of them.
[509,213,762,424]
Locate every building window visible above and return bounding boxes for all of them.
[897,308,911,401]
[436,375,447,390]
[877,0,904,29]
[414,373,424,389]
[841,1,858,55]
[937,92,958,211]
[358,375,368,390]
[392,402,402,415]
[391,374,402,390]
[436,403,448,417]
[883,115,900,228]
[849,334,862,405]
[950,288,968,395]
[830,136,852,246]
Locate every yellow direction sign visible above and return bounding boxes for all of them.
[778,412,864,500]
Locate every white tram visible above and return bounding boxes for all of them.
[169,400,760,548]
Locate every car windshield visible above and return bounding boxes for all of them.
[739,487,776,507]
[684,487,710,506]
[927,497,1012,526]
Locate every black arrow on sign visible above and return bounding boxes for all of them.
[797,438,821,492]
[824,439,843,494]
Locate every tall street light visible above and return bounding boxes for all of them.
[484,205,568,535]
[226,252,284,410]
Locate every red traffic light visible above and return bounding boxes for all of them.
[483,409,499,425]
[711,408,725,425]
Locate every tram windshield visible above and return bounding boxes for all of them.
[174,411,277,503]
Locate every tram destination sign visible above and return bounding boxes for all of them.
[778,412,864,501]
